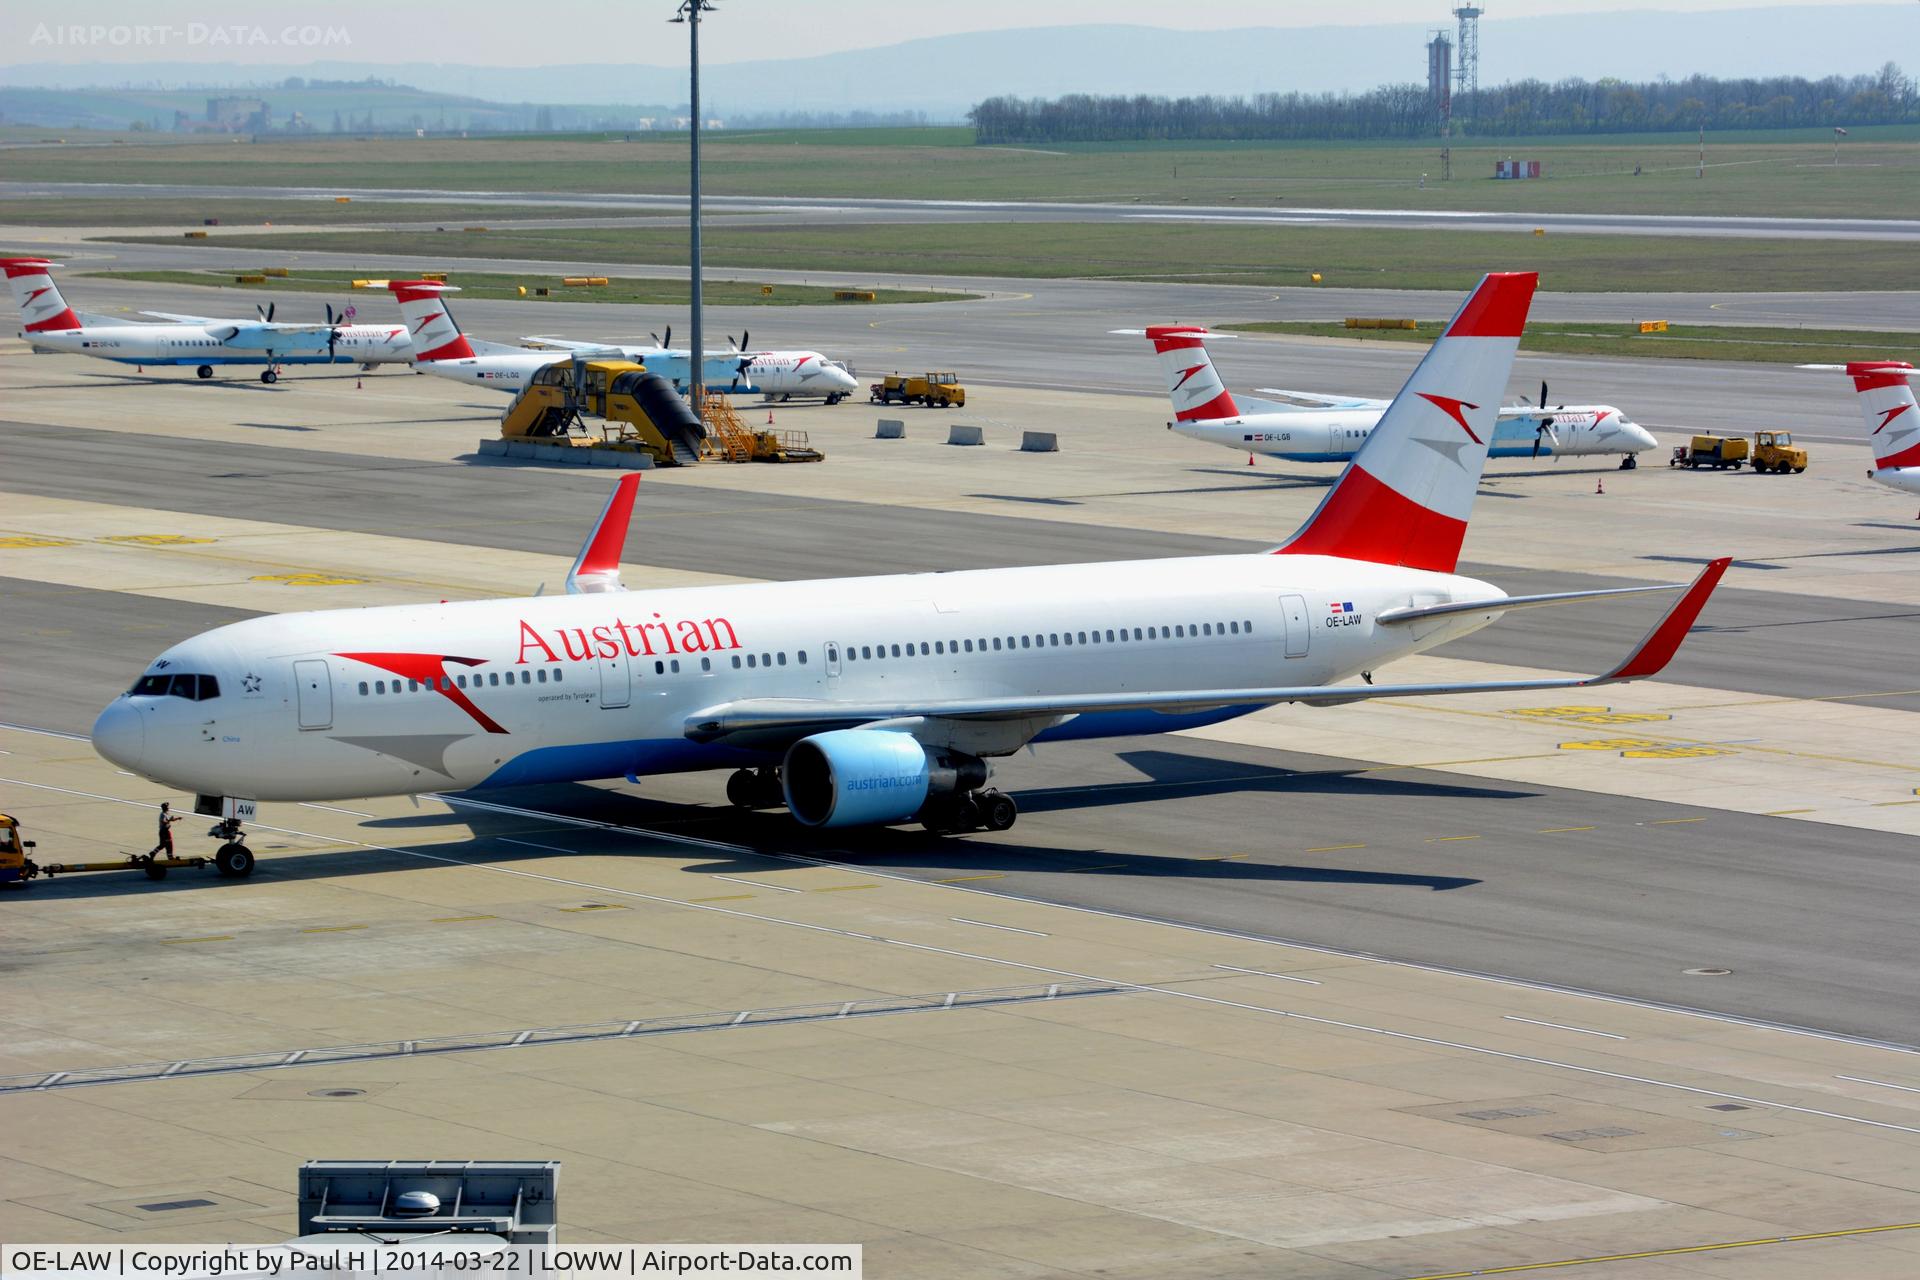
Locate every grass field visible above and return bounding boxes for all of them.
[1220,320,1919,366]
[83,269,971,307]
[119,221,1920,294]
[19,127,1920,219]
[0,198,631,228]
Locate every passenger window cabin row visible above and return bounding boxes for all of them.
[841,619,1255,663]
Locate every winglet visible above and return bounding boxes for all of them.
[565,473,641,595]
[1599,557,1730,681]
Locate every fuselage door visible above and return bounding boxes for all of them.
[293,659,333,729]
[598,649,631,709]
[1279,594,1311,659]
[825,641,842,680]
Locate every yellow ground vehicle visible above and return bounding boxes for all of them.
[871,372,966,408]
[1752,430,1809,473]
[1670,432,1806,473]
[0,814,32,888]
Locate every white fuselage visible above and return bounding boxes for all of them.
[26,322,413,368]
[424,348,857,397]
[1874,467,1920,495]
[1181,406,1656,463]
[93,554,1500,803]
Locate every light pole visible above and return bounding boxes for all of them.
[670,0,715,412]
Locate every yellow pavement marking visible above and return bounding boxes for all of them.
[1063,863,1128,872]
[251,572,367,587]
[559,903,627,912]
[687,894,755,902]
[298,924,368,933]
[432,914,497,923]
[1429,835,1481,843]
[1538,825,1596,833]
[1763,808,1815,816]
[812,884,877,892]
[0,535,78,548]
[1306,843,1366,853]
[1872,798,1920,807]
[162,935,233,945]
[1648,817,1707,825]
[1196,853,1248,862]
[99,534,216,545]
[934,873,1006,883]
[1401,1219,1920,1279]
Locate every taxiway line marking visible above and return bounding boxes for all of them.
[688,894,754,903]
[1837,1074,1920,1095]
[1763,808,1815,815]
[1648,817,1706,825]
[711,874,798,893]
[1061,863,1127,872]
[1429,834,1481,843]
[162,936,232,945]
[499,837,578,854]
[1401,1220,1920,1279]
[1537,825,1596,833]
[299,802,374,818]
[1305,843,1366,852]
[936,873,1006,883]
[950,918,1049,938]
[432,915,496,923]
[559,903,626,912]
[1503,1015,1626,1041]
[813,884,877,893]
[1212,965,1321,985]
[298,924,367,934]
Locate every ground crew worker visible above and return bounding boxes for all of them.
[149,802,181,860]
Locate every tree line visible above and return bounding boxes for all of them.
[968,63,1918,142]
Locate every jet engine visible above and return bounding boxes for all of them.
[781,729,988,829]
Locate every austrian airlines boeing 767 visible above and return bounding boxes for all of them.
[92,272,1729,875]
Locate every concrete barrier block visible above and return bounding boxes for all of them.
[504,440,537,459]
[1020,431,1059,453]
[620,452,654,470]
[875,418,905,439]
[477,438,508,457]
[948,423,984,446]
[589,449,624,467]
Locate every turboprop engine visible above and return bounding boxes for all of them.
[781,729,989,829]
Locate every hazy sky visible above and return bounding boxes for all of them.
[10,0,1902,66]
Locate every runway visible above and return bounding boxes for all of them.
[14,180,1920,242]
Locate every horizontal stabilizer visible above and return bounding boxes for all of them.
[1254,387,1385,410]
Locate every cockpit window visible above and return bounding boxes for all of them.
[129,673,220,700]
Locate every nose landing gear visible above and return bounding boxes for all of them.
[1619,454,1638,470]
[208,817,255,878]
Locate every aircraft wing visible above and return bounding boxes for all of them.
[522,335,640,357]
[1252,387,1387,410]
[685,559,1729,746]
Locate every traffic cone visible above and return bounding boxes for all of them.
[1247,453,1256,466]
[766,410,775,425]
[1595,477,1605,495]
[356,377,363,390]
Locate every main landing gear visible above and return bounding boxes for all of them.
[921,788,1018,836]
[726,767,786,810]
[196,365,214,380]
[207,817,256,878]
[259,368,279,385]
[1619,454,1639,470]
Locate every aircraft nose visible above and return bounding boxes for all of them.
[1623,423,1658,452]
[91,699,145,771]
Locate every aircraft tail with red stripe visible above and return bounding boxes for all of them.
[1,257,82,334]
[1847,361,1920,472]
[1144,325,1240,422]
[388,280,478,362]
[1274,271,1538,573]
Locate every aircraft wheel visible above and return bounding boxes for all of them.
[260,370,278,385]
[826,393,843,405]
[196,365,214,380]
[726,768,759,809]
[980,790,1018,832]
[1620,455,1636,470]
[214,843,255,878]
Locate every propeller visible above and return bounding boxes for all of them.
[727,330,749,352]
[1530,381,1564,458]
[256,302,276,323]
[649,326,672,349]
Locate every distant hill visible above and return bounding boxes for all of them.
[5,6,1916,121]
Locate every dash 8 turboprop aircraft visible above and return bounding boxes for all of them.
[93,272,1730,874]
[386,280,858,401]
[1124,325,1658,469]
[4,257,411,383]
[1802,360,1920,510]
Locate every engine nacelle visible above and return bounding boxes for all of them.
[782,729,987,829]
